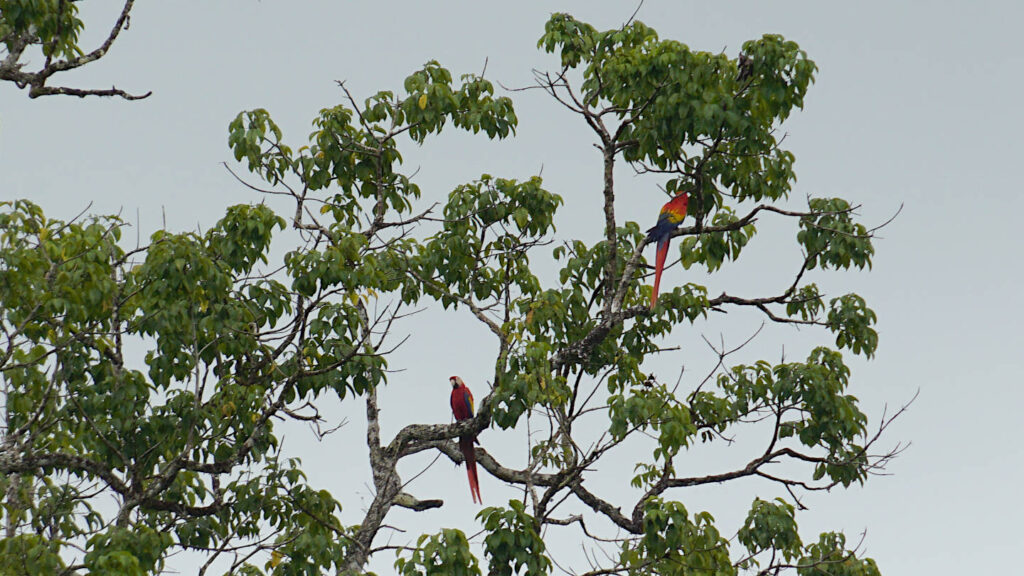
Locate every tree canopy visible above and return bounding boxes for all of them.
[0,12,895,576]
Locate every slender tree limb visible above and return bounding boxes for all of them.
[0,1,150,100]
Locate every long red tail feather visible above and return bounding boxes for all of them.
[460,436,482,504]
[651,238,670,309]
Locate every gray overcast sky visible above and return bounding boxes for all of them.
[2,1,1022,574]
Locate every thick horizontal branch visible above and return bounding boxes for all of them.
[392,492,443,511]
[0,450,129,496]
[28,84,151,99]
[389,411,492,459]
[142,497,225,517]
[426,440,561,487]
[425,437,639,535]
[569,481,638,533]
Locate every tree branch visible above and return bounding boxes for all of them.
[0,0,150,100]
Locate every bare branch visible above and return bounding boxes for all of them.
[0,1,150,100]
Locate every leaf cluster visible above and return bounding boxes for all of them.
[0,0,84,60]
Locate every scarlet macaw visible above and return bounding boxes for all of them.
[449,376,482,504]
[645,193,689,309]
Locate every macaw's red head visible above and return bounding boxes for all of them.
[450,376,464,389]
[669,193,689,215]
